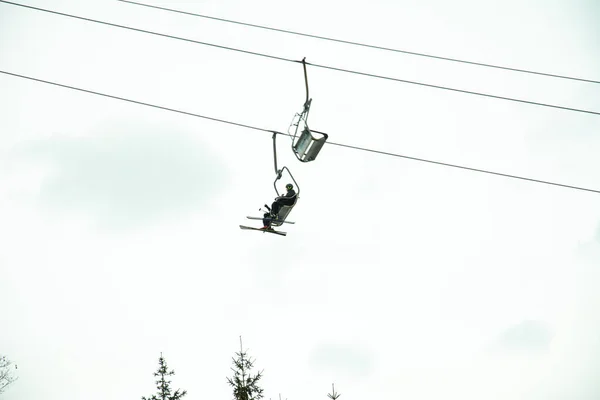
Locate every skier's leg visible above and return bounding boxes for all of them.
[262,212,271,229]
[271,200,282,216]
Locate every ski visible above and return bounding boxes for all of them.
[239,225,287,236]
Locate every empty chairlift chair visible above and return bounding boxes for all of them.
[293,128,329,163]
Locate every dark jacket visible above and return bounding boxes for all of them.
[276,189,296,205]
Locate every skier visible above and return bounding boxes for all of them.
[262,183,297,229]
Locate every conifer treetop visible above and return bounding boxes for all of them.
[327,383,341,400]
[227,337,264,400]
[142,353,187,400]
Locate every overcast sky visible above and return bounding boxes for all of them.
[1,0,600,399]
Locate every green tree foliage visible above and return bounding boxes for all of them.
[327,383,341,400]
[0,355,18,395]
[142,353,187,400]
[227,338,264,400]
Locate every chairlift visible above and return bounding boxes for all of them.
[239,133,300,236]
[289,58,329,163]
[239,58,328,236]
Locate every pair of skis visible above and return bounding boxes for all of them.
[239,216,295,236]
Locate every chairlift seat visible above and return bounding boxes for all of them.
[293,128,328,162]
[271,196,297,227]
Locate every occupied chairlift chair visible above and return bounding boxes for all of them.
[269,132,299,227]
[238,133,300,236]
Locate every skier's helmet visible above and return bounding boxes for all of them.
[286,183,293,191]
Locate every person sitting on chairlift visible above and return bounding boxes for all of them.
[262,183,297,229]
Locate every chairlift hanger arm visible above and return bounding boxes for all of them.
[271,132,300,196]
[302,57,310,111]
[272,131,280,177]
[273,166,300,197]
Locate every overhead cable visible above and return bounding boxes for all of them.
[0,1,293,63]
[116,0,600,85]
[2,69,599,195]
[2,0,600,117]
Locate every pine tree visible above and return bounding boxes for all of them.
[0,355,18,395]
[227,337,264,400]
[327,383,341,400]
[142,353,187,400]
